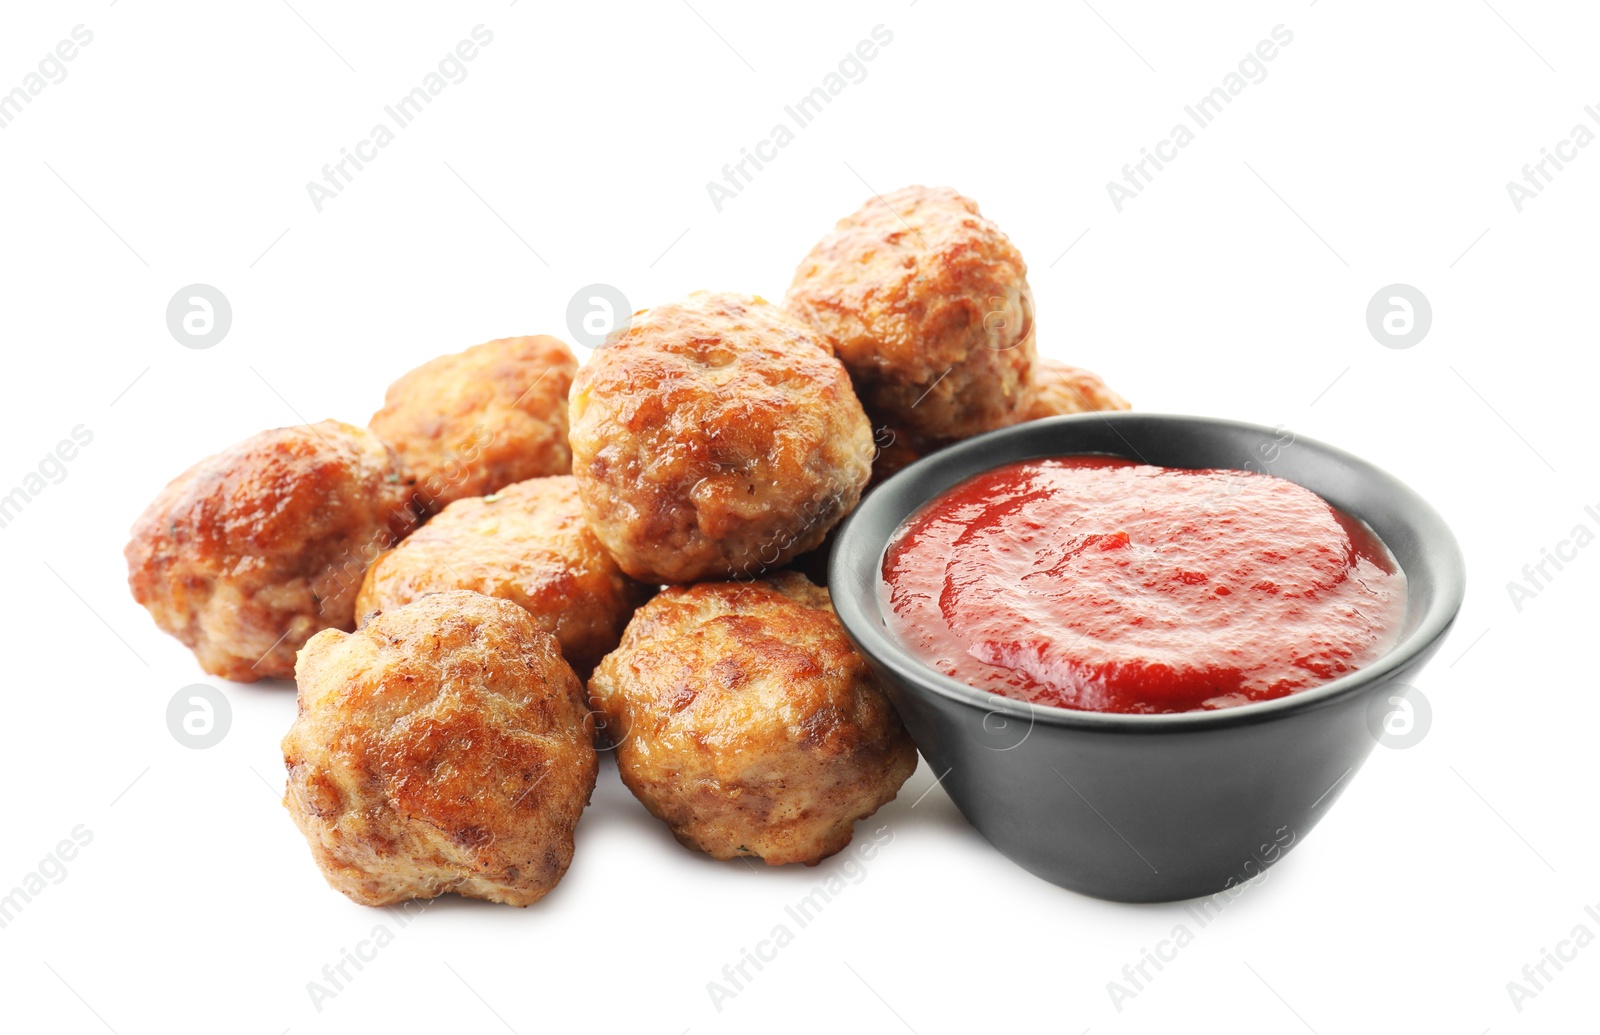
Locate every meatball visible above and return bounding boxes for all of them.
[569,291,874,584]
[125,421,419,682]
[369,335,577,513]
[1020,359,1131,421]
[283,591,597,907]
[588,573,917,865]
[786,185,1037,440]
[356,476,648,676]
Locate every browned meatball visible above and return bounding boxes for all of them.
[125,421,419,682]
[786,185,1037,440]
[356,476,648,676]
[369,335,577,513]
[1020,358,1131,421]
[569,292,874,584]
[283,591,597,907]
[588,573,917,865]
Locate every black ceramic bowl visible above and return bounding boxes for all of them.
[829,413,1465,902]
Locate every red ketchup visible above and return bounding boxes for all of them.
[881,456,1407,714]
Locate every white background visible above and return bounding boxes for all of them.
[0,1,1595,1032]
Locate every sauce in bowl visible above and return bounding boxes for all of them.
[881,456,1407,714]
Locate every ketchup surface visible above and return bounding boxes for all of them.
[881,456,1407,714]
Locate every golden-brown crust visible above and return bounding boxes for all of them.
[356,476,649,676]
[785,185,1037,440]
[1019,358,1131,421]
[282,591,597,907]
[369,335,577,513]
[588,574,917,865]
[124,421,420,682]
[569,292,874,584]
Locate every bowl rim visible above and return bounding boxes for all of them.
[828,411,1467,732]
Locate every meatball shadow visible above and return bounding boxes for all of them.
[584,753,977,889]
[574,756,690,854]
[395,891,520,915]
[224,674,297,697]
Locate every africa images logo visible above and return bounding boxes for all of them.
[1105,24,1294,212]
[704,24,894,213]
[304,25,495,212]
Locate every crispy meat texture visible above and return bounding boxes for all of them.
[283,592,597,907]
[786,185,1036,440]
[125,421,419,681]
[588,573,917,865]
[369,335,577,513]
[357,476,649,676]
[569,292,874,583]
[1020,358,1130,420]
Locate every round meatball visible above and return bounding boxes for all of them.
[588,573,917,865]
[369,335,577,513]
[283,591,597,907]
[125,421,419,682]
[569,291,874,584]
[356,476,648,676]
[786,185,1037,440]
[1020,359,1131,421]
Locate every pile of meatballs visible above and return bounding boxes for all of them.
[125,186,1128,908]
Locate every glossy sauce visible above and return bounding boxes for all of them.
[881,456,1407,713]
